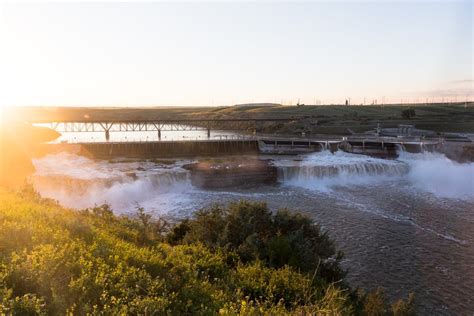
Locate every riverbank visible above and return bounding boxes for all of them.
[0,188,415,315]
[0,123,60,188]
[28,150,474,314]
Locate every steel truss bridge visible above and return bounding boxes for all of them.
[34,118,294,139]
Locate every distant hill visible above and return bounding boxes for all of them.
[233,102,282,107]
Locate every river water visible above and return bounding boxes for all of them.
[36,124,239,143]
[31,148,474,315]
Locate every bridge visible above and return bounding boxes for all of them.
[33,118,295,140]
[31,118,446,158]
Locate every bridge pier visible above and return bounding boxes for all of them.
[105,130,110,141]
[158,129,161,140]
[207,128,211,138]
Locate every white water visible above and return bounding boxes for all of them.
[399,152,474,200]
[30,150,474,314]
[275,151,473,200]
[275,151,409,191]
[32,152,194,214]
[31,151,473,217]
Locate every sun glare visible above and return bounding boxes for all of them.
[0,1,473,315]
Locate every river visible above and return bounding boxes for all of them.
[31,148,474,315]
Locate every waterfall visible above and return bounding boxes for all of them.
[278,162,409,180]
[274,151,409,190]
[31,153,193,213]
[273,150,473,200]
[398,151,474,200]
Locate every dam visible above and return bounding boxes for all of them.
[30,125,474,316]
[32,119,470,160]
[41,135,446,159]
[79,138,259,158]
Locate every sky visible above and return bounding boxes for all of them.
[0,1,472,107]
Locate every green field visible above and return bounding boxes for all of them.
[7,102,474,135]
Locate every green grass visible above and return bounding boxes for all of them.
[8,103,474,135]
[0,188,415,315]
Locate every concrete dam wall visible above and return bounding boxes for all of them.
[78,140,259,158]
[42,137,471,162]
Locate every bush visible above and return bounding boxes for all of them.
[168,201,345,283]
[401,108,416,119]
[0,189,414,315]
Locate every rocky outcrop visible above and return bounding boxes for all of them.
[439,141,474,163]
[183,159,277,189]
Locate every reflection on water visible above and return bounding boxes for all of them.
[31,151,474,315]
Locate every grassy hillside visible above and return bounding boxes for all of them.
[0,187,414,315]
[7,103,474,135]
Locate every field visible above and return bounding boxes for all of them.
[6,103,474,135]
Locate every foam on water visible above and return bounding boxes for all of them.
[29,150,474,313]
[274,150,474,201]
[275,151,408,191]
[32,153,194,214]
[399,151,474,200]
[31,150,473,215]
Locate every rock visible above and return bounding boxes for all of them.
[183,158,277,189]
[126,172,138,180]
[439,141,474,163]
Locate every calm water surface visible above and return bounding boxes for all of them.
[36,124,240,143]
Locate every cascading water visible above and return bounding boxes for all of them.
[398,151,474,200]
[274,151,410,191]
[31,151,473,213]
[271,150,473,201]
[31,152,194,214]
[29,150,474,314]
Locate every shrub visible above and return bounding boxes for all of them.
[168,201,345,283]
[401,108,416,119]
[392,293,415,316]
[0,189,414,315]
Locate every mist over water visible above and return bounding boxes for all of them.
[31,151,473,217]
[275,151,409,191]
[275,151,473,201]
[32,152,195,214]
[31,151,474,314]
[32,151,473,210]
[399,152,474,199]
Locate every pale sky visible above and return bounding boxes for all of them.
[0,1,472,107]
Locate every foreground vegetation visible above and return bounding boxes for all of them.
[0,187,414,315]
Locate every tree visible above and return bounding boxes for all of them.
[401,108,416,119]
